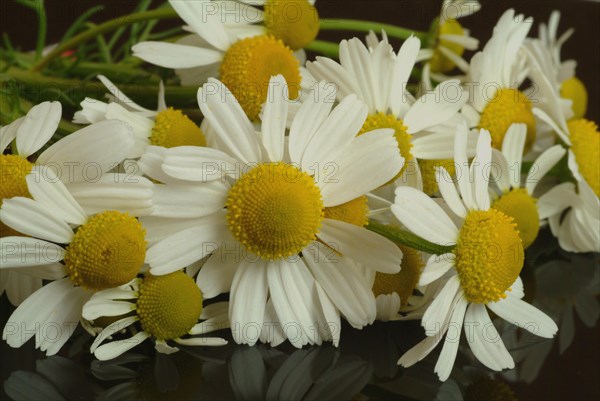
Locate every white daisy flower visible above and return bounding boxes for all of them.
[489,123,566,248]
[132,0,312,120]
[73,75,206,158]
[527,56,599,201]
[1,165,153,355]
[140,75,404,348]
[306,35,470,192]
[417,0,481,90]
[82,272,228,361]
[462,9,536,151]
[392,123,558,381]
[532,10,587,119]
[0,102,135,305]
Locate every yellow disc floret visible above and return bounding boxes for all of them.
[324,195,369,227]
[0,155,33,237]
[136,272,202,341]
[359,113,412,181]
[226,162,323,259]
[264,0,319,51]
[560,76,588,120]
[220,35,301,120]
[453,209,524,304]
[419,159,456,195]
[491,188,539,249]
[150,108,206,148]
[65,211,146,290]
[372,245,424,306]
[567,118,599,196]
[479,89,536,150]
[430,19,465,73]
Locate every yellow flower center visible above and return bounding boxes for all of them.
[136,272,202,341]
[150,108,206,148]
[226,162,323,259]
[324,195,369,227]
[478,89,536,150]
[0,154,32,238]
[491,188,539,249]
[359,113,412,182]
[560,76,588,120]
[65,211,147,290]
[372,245,424,306]
[264,0,320,51]
[567,118,599,196]
[220,35,301,120]
[453,209,523,304]
[465,377,517,401]
[430,19,465,73]
[418,159,456,195]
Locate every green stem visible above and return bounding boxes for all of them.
[367,219,454,255]
[35,0,47,61]
[32,7,178,72]
[319,18,428,41]
[305,39,339,58]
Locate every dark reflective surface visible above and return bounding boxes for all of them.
[1,229,598,401]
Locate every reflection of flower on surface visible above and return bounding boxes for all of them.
[436,366,518,401]
[500,253,599,384]
[3,355,97,401]
[227,345,372,401]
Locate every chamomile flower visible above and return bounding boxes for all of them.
[490,123,566,248]
[74,75,206,158]
[140,75,404,347]
[306,35,470,192]
[418,0,481,90]
[1,165,153,355]
[462,9,536,150]
[392,123,557,381]
[133,0,310,120]
[82,272,228,361]
[206,0,319,51]
[534,10,587,119]
[0,102,134,305]
[528,58,599,199]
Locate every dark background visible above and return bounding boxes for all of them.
[1,1,599,400]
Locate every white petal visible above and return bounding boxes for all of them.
[132,41,222,68]
[168,0,231,50]
[299,94,367,172]
[229,259,268,345]
[1,116,23,151]
[454,122,474,209]
[465,303,514,371]
[491,149,511,193]
[198,78,261,164]
[472,129,492,210]
[434,296,467,381]
[151,182,227,218]
[0,237,65,268]
[420,254,454,286]
[4,274,42,306]
[37,119,135,183]
[318,219,402,274]
[525,145,566,195]
[95,331,150,361]
[174,337,227,347]
[146,213,230,275]
[436,168,467,219]
[26,165,87,225]
[422,275,461,336]
[16,102,61,157]
[501,123,527,189]
[162,146,241,182]
[487,294,558,338]
[0,197,73,243]
[196,243,239,298]
[319,128,404,206]
[392,186,458,245]
[83,297,135,321]
[390,36,421,117]
[404,80,467,133]
[90,315,139,352]
[261,75,288,162]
